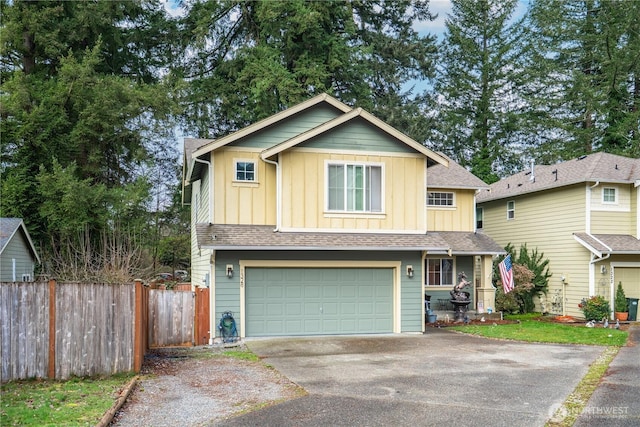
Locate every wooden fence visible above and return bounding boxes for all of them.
[148,288,194,348]
[1,280,146,382]
[0,280,210,383]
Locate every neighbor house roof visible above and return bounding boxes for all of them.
[477,152,640,202]
[195,224,505,255]
[0,218,40,263]
[573,233,640,257]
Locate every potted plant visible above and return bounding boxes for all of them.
[614,282,628,321]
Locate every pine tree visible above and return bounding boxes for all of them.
[521,0,640,161]
[428,0,523,183]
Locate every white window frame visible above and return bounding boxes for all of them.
[425,258,454,286]
[476,207,484,229]
[507,200,515,220]
[234,159,257,182]
[325,161,384,213]
[427,191,455,207]
[602,187,617,204]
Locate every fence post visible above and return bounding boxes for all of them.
[48,279,56,379]
[134,279,143,372]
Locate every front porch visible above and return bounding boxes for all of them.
[426,309,504,324]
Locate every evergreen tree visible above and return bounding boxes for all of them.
[521,0,640,161]
[428,0,523,183]
[0,0,180,279]
[177,0,439,139]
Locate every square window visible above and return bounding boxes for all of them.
[235,161,255,181]
[602,187,616,203]
[327,162,382,213]
[425,258,453,286]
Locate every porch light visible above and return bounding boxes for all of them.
[600,265,607,275]
[226,264,234,278]
[406,265,414,278]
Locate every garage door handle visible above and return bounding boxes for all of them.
[320,307,323,313]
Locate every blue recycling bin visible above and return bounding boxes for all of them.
[626,298,638,321]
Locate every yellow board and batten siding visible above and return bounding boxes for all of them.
[279,149,426,232]
[426,188,476,232]
[481,184,590,317]
[213,149,277,226]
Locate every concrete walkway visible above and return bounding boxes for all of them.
[574,324,640,427]
[216,329,607,426]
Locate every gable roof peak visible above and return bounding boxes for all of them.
[191,93,352,159]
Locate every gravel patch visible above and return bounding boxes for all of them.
[110,344,304,426]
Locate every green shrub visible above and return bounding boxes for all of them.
[614,282,628,312]
[494,244,551,313]
[579,295,610,321]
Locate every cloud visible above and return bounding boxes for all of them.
[413,0,451,38]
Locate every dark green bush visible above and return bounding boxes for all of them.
[579,295,610,321]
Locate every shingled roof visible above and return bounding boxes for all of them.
[573,233,640,256]
[0,218,40,263]
[477,152,640,202]
[427,153,488,190]
[195,224,504,255]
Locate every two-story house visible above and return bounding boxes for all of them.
[477,153,640,319]
[183,94,504,339]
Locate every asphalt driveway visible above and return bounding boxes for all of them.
[216,328,604,426]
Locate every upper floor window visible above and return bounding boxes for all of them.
[602,187,617,204]
[425,258,454,286]
[507,200,515,220]
[327,162,382,212]
[427,192,454,207]
[476,207,484,229]
[235,160,256,182]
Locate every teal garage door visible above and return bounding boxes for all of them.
[245,267,393,336]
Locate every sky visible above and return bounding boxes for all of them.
[162,1,530,38]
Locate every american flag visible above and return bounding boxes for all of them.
[499,255,515,293]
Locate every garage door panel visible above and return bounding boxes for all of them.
[245,267,393,336]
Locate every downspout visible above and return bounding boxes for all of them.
[474,189,480,232]
[194,156,215,344]
[209,249,215,345]
[263,156,281,232]
[635,180,640,239]
[194,157,213,224]
[587,181,600,234]
[424,159,428,233]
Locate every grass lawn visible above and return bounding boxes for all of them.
[0,373,134,427]
[449,314,628,346]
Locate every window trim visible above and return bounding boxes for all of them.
[476,207,484,229]
[427,191,456,207]
[234,159,257,182]
[507,200,515,220]
[602,187,617,204]
[424,258,455,287]
[325,160,384,214]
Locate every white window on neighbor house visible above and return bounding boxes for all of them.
[235,160,256,182]
[427,191,455,207]
[602,187,617,204]
[425,258,454,286]
[507,200,515,220]
[327,162,383,212]
[476,207,484,229]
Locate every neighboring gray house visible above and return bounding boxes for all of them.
[0,218,40,282]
